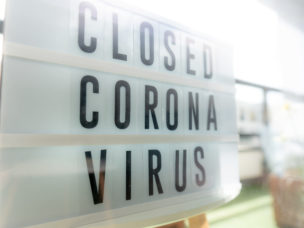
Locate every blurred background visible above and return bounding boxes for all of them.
[1,0,304,227]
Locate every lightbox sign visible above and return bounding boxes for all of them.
[0,0,240,227]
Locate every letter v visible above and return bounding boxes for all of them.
[85,150,107,204]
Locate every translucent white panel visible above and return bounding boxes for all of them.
[103,5,134,65]
[0,1,239,227]
[95,74,139,134]
[218,143,239,186]
[189,143,220,192]
[159,25,182,75]
[5,0,72,53]
[3,0,235,92]
[0,143,233,228]
[136,79,165,134]
[213,44,235,85]
[132,15,160,71]
[105,145,145,208]
[160,84,185,134]
[0,57,72,134]
[182,88,202,135]
[180,33,202,78]
[69,69,106,134]
[69,0,106,59]
[213,92,238,135]
[0,57,236,135]
[167,144,195,196]
[141,144,173,200]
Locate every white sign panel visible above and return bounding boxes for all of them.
[0,0,240,227]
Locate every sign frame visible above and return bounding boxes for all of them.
[0,0,241,227]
